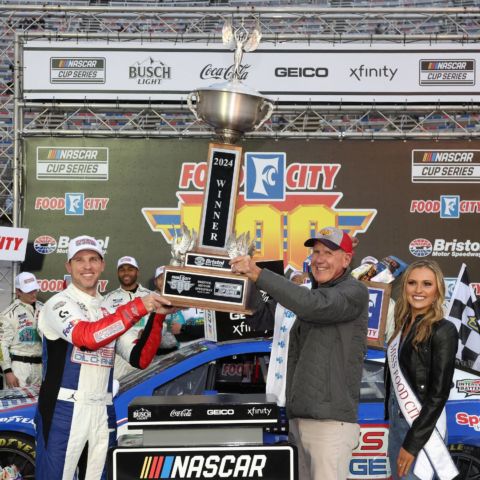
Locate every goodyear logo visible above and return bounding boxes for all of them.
[36,147,109,181]
[140,454,267,479]
[419,59,475,85]
[412,150,480,183]
[50,57,106,84]
[142,158,376,271]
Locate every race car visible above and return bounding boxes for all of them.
[0,339,478,479]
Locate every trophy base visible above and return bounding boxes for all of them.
[162,265,255,315]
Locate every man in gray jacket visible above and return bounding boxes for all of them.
[231,227,369,480]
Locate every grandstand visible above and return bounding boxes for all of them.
[0,0,479,301]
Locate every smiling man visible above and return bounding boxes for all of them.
[230,227,369,480]
[36,235,173,480]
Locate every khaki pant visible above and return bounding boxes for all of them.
[289,418,360,480]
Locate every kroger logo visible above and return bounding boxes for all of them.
[245,152,285,201]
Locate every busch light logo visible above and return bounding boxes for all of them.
[133,408,152,421]
[440,195,460,219]
[65,193,85,215]
[245,152,285,201]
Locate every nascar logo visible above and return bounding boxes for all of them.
[140,454,267,479]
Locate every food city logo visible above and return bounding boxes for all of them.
[349,64,398,82]
[419,59,475,86]
[138,453,268,479]
[410,196,480,219]
[142,153,376,270]
[50,57,106,84]
[200,63,251,81]
[456,412,480,432]
[456,379,480,397]
[411,149,480,183]
[129,57,171,85]
[34,194,109,216]
[409,237,480,259]
[132,408,152,421]
[33,235,109,255]
[36,147,109,181]
[36,276,108,293]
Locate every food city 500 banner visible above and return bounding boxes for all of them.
[22,137,480,300]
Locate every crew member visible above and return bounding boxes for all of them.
[0,272,43,387]
[35,235,173,480]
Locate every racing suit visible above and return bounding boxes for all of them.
[35,283,164,480]
[102,284,151,379]
[0,299,43,386]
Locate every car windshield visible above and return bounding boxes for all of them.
[118,340,208,393]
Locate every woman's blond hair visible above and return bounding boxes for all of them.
[391,259,445,348]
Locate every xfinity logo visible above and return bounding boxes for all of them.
[275,67,328,78]
[233,321,252,336]
[247,407,272,417]
[207,409,235,416]
[350,65,398,81]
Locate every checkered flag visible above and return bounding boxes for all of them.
[446,263,480,374]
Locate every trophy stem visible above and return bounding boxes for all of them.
[215,128,242,145]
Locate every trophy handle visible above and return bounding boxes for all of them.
[187,91,201,122]
[253,99,274,130]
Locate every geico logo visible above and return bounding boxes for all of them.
[230,313,246,320]
[275,67,328,78]
[143,454,267,478]
[206,409,235,415]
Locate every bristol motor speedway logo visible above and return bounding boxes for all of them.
[409,237,480,259]
[411,149,480,183]
[142,154,377,270]
[410,196,480,219]
[33,235,109,255]
[35,194,109,215]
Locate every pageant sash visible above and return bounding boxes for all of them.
[387,332,458,480]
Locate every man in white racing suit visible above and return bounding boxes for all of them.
[0,272,43,387]
[35,235,174,480]
[102,256,151,379]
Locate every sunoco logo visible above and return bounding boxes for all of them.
[419,59,475,86]
[411,150,480,183]
[50,57,106,84]
[129,57,171,85]
[36,147,109,181]
[410,238,480,258]
[139,454,267,479]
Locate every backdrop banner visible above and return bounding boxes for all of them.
[22,41,480,102]
[22,138,480,302]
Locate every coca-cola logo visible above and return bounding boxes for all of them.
[170,408,193,417]
[200,64,251,81]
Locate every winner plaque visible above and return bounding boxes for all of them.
[162,18,273,314]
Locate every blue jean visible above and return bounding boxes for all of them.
[388,393,421,480]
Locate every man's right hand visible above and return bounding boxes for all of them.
[141,292,175,315]
[5,371,19,388]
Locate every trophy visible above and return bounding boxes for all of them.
[161,18,273,314]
